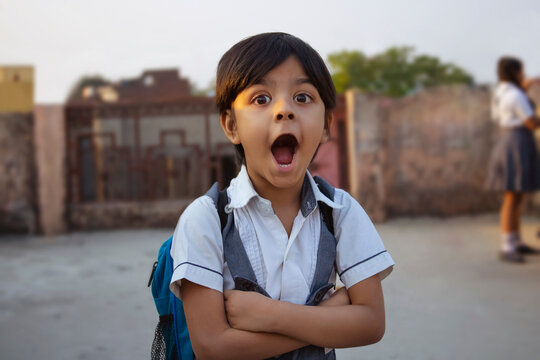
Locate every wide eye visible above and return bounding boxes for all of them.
[252,94,271,105]
[294,93,312,104]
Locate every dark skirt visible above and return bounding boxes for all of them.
[486,127,540,192]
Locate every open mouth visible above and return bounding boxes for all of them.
[271,134,298,168]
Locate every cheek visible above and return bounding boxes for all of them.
[236,115,269,152]
[305,108,327,139]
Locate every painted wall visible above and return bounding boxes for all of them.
[0,66,34,113]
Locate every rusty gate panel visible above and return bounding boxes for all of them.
[65,101,235,205]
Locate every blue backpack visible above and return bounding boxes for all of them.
[148,178,335,360]
[149,237,192,360]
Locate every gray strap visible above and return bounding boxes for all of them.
[222,210,271,297]
[206,182,270,297]
[273,346,335,359]
[306,218,337,305]
[204,182,229,232]
[313,176,335,235]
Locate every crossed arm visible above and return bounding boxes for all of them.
[180,274,385,360]
[523,113,540,130]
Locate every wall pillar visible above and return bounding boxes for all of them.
[346,89,388,222]
[34,105,67,235]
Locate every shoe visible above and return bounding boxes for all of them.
[516,243,540,255]
[499,250,525,263]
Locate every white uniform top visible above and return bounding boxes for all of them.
[170,165,394,304]
[491,81,534,128]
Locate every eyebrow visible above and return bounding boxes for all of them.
[295,77,313,85]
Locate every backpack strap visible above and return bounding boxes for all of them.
[313,176,335,236]
[217,188,229,233]
[205,182,230,233]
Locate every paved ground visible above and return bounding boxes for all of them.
[1,214,539,360]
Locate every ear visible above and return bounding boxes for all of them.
[220,110,241,144]
[321,112,334,143]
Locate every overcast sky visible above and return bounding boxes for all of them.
[2,0,540,103]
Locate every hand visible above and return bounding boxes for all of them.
[224,290,275,332]
[319,287,351,307]
[524,117,538,131]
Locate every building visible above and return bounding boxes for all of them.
[0,66,34,113]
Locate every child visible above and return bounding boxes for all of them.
[169,32,394,359]
[486,56,540,263]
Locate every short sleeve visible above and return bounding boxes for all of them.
[503,89,534,123]
[169,195,224,299]
[333,190,394,289]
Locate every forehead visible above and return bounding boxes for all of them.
[255,56,311,86]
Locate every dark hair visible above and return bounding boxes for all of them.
[497,56,523,87]
[216,32,336,163]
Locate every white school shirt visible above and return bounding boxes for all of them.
[491,81,534,128]
[170,165,394,304]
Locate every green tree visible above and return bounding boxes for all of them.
[328,47,474,97]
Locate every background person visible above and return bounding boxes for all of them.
[487,56,540,263]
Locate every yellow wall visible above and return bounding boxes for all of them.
[0,66,34,113]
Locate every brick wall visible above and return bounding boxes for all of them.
[69,199,191,230]
[0,112,36,233]
[347,85,502,221]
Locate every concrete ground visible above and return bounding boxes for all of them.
[1,214,539,360]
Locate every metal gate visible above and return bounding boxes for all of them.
[65,100,235,205]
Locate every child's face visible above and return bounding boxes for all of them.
[221,56,330,193]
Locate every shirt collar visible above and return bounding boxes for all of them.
[228,165,342,215]
[227,165,260,208]
[303,171,343,216]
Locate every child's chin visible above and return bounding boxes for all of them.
[269,163,308,187]
[268,176,302,190]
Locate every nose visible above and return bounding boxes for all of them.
[277,112,294,120]
[274,98,295,121]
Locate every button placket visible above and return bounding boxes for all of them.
[283,211,307,262]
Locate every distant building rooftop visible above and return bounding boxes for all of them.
[68,68,192,105]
